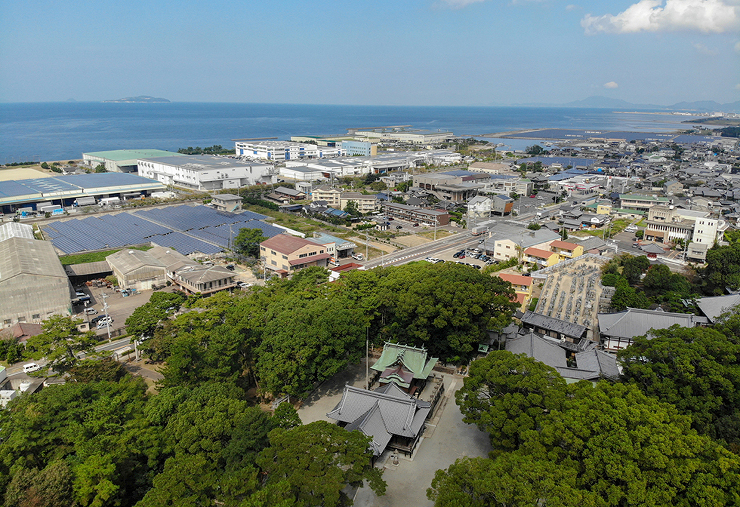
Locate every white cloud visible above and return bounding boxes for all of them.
[735,41,740,52]
[604,81,619,88]
[566,4,580,11]
[438,0,486,8]
[581,0,739,34]
[694,42,720,54]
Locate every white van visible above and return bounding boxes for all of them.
[23,363,40,374]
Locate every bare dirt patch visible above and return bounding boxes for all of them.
[0,167,53,181]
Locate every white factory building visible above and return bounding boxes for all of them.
[137,155,276,191]
[352,129,453,145]
[234,140,341,161]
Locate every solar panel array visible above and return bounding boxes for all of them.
[42,205,274,255]
[134,205,266,231]
[149,232,222,255]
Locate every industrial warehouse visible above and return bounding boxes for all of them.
[0,173,166,214]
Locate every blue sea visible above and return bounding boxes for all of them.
[0,102,694,164]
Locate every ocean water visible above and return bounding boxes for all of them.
[0,102,694,163]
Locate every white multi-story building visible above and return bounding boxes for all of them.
[234,140,341,161]
[137,155,275,191]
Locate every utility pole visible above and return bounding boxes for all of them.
[366,326,370,390]
[101,293,111,342]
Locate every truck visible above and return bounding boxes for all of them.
[99,197,121,206]
[471,225,487,236]
[40,204,61,214]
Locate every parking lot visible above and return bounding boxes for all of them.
[72,283,155,336]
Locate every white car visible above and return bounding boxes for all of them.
[96,317,113,329]
[23,363,40,374]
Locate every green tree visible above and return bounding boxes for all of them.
[234,228,268,258]
[621,254,650,284]
[24,315,98,376]
[125,292,186,339]
[455,351,567,451]
[524,382,740,506]
[527,222,541,230]
[619,325,740,447]
[256,295,365,397]
[342,263,517,362]
[255,421,386,507]
[525,145,544,155]
[609,284,650,311]
[4,460,74,507]
[343,200,360,217]
[701,242,740,295]
[94,164,107,173]
[428,454,592,507]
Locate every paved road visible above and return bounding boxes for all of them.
[6,336,132,377]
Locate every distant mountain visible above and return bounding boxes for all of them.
[562,95,740,113]
[103,95,170,103]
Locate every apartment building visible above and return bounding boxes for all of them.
[260,234,330,275]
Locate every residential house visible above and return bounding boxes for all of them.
[490,228,560,262]
[260,234,331,276]
[491,194,514,216]
[549,240,584,261]
[523,247,560,268]
[211,194,242,212]
[172,265,236,295]
[309,233,357,260]
[663,180,683,196]
[496,273,534,311]
[467,195,492,219]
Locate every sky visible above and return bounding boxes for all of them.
[0,0,738,106]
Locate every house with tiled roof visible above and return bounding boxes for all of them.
[523,247,559,268]
[259,234,330,276]
[549,240,584,261]
[496,273,535,311]
[327,383,431,456]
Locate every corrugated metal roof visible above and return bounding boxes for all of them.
[106,249,166,274]
[0,223,34,242]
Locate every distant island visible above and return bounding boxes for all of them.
[103,96,170,103]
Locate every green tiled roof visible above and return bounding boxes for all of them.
[371,342,438,382]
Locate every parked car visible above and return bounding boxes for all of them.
[23,363,40,374]
[452,252,461,258]
[225,264,235,271]
[84,308,97,315]
[396,225,403,229]
[96,317,113,329]
[632,243,640,248]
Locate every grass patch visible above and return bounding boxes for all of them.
[243,205,347,236]
[59,245,152,265]
[416,230,452,240]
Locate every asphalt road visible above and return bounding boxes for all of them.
[6,337,132,377]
